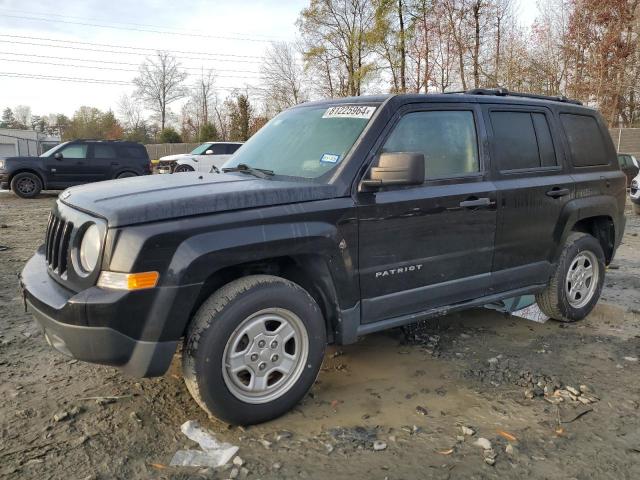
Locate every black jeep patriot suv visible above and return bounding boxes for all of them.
[21,90,626,425]
[1,139,151,198]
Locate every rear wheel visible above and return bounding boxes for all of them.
[182,275,326,425]
[175,164,194,173]
[116,171,137,179]
[536,232,605,322]
[11,172,42,198]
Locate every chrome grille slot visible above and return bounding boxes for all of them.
[44,212,73,275]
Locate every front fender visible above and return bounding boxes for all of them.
[105,199,359,339]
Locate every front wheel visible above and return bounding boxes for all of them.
[174,164,194,173]
[11,172,42,198]
[536,232,605,322]
[182,275,326,425]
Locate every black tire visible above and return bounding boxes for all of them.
[10,172,42,198]
[175,164,194,173]
[634,203,640,215]
[116,171,137,179]
[182,275,326,425]
[536,232,605,322]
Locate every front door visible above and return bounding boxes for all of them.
[357,105,498,324]
[44,143,90,186]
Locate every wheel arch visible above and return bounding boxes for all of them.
[9,168,46,189]
[185,254,342,344]
[555,195,619,265]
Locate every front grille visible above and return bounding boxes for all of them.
[44,212,73,275]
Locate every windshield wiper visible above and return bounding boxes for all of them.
[222,163,274,179]
[210,165,220,173]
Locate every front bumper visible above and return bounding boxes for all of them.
[20,248,200,377]
[1,172,8,189]
[630,182,639,205]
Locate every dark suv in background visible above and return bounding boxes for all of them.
[0,139,151,198]
[21,90,626,425]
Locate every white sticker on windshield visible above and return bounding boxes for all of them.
[320,153,340,164]
[323,105,376,119]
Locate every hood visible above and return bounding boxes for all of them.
[60,172,339,227]
[2,156,39,162]
[158,153,190,162]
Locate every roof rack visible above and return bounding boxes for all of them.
[445,88,583,106]
[70,139,135,143]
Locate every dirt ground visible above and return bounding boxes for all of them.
[1,190,639,480]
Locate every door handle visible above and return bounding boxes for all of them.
[546,187,570,198]
[111,162,120,166]
[459,197,493,208]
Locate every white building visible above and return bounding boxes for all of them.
[0,128,61,157]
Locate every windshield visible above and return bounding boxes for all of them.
[224,104,377,181]
[190,143,214,155]
[40,142,67,157]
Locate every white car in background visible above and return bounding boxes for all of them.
[157,142,243,174]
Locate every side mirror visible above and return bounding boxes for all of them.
[205,150,214,155]
[360,152,425,189]
[54,152,63,160]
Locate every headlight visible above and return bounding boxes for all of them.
[0,159,5,169]
[79,224,101,272]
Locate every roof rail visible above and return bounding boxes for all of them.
[69,139,133,143]
[445,88,583,106]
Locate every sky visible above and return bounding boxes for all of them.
[0,0,539,119]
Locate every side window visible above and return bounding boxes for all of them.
[560,114,608,167]
[94,145,116,159]
[59,144,88,159]
[490,111,557,171]
[382,110,479,179]
[617,155,627,167]
[118,146,146,158]
[226,144,242,154]
[532,113,557,167]
[207,144,226,155]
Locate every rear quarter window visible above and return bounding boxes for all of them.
[117,145,148,159]
[560,114,609,167]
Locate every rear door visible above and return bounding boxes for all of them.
[357,104,498,323]
[484,105,572,293]
[89,144,117,181]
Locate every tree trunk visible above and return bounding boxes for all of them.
[473,1,481,89]
[398,0,406,93]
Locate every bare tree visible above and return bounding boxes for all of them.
[133,51,188,131]
[13,105,32,129]
[261,42,308,113]
[298,0,378,97]
[117,94,145,131]
[181,70,216,140]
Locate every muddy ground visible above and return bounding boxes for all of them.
[1,190,639,480]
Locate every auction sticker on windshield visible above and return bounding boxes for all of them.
[323,105,376,119]
[320,153,340,163]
